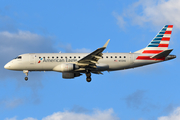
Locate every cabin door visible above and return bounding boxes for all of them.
[29,54,35,64]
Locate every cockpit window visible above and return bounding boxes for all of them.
[14,56,22,59]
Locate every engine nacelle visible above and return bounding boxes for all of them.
[62,72,82,79]
[53,63,79,72]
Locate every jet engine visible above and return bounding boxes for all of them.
[62,72,82,79]
[53,63,79,72]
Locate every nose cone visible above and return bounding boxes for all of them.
[4,63,10,69]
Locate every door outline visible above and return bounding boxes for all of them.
[29,54,35,64]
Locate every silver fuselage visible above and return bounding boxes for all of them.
[4,53,172,72]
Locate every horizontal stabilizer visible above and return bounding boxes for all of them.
[150,49,173,59]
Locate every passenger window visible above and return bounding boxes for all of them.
[48,56,50,58]
[74,56,76,58]
[52,56,54,58]
[79,56,80,58]
[70,56,71,58]
[106,56,108,58]
[43,57,45,59]
[57,56,58,58]
[102,56,103,58]
[115,56,117,58]
[111,56,113,58]
[39,57,41,59]
[124,56,126,58]
[61,56,63,58]
[119,56,121,58]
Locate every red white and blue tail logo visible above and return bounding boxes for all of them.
[146,25,173,49]
[136,25,173,60]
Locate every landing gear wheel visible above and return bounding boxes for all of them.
[25,77,28,81]
[86,77,91,82]
[23,70,29,81]
[86,70,92,82]
[86,72,91,77]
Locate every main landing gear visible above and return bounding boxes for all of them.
[86,71,92,82]
[23,70,29,81]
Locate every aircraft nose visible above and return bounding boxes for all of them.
[4,63,10,69]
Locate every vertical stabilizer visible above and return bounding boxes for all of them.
[135,25,173,54]
[135,25,173,61]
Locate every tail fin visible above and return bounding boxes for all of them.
[135,25,173,54]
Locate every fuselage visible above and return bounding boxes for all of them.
[4,52,173,72]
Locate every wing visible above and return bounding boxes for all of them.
[76,39,110,68]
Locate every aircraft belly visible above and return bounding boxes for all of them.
[108,62,131,70]
[132,60,161,68]
[96,63,109,71]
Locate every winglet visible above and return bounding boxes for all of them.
[103,39,110,48]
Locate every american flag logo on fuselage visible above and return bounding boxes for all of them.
[38,58,43,63]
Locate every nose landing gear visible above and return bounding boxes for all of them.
[23,70,29,81]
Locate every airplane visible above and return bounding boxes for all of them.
[4,25,176,82]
